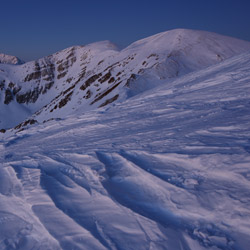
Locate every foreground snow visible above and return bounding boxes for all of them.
[1,52,250,249]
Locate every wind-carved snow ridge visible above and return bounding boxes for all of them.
[1,29,250,130]
[0,31,250,249]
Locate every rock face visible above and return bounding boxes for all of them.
[0,53,25,65]
[1,29,250,129]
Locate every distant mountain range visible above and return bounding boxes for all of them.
[1,29,250,130]
[0,53,25,65]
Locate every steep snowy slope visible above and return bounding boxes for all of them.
[0,53,24,65]
[0,50,250,250]
[1,29,250,129]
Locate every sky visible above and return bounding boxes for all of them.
[1,0,250,62]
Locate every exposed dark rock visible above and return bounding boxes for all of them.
[91,81,122,105]
[56,59,63,65]
[8,82,15,89]
[24,61,55,82]
[0,81,5,90]
[43,118,61,123]
[99,94,119,107]
[138,69,144,74]
[66,52,74,60]
[41,69,49,77]
[57,54,76,74]
[0,129,6,133]
[98,72,111,83]
[16,87,41,104]
[20,60,55,104]
[98,60,104,65]
[108,77,115,84]
[80,73,102,91]
[57,63,66,72]
[104,61,119,72]
[62,82,77,96]
[80,51,88,62]
[75,67,87,85]
[84,89,92,99]
[24,71,41,81]
[15,119,38,130]
[147,53,157,58]
[125,74,137,87]
[13,86,21,95]
[71,57,77,64]
[66,77,73,83]
[57,72,67,79]
[58,91,73,108]
[4,89,13,104]
[42,64,55,81]
[34,62,40,71]
[43,76,54,82]
[42,82,54,94]
[50,104,58,113]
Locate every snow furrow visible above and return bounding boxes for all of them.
[6,158,107,250]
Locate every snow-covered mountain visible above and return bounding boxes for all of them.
[1,29,250,129]
[0,53,24,65]
[1,47,250,250]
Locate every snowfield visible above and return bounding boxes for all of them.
[0,47,250,249]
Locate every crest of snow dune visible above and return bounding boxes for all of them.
[0,53,25,65]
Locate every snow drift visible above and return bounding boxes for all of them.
[0,42,250,249]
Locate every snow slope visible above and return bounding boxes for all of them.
[1,29,250,129]
[0,50,250,249]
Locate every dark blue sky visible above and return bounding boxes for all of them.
[1,0,250,62]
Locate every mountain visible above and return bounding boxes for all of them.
[0,53,25,65]
[1,29,250,129]
[1,48,250,250]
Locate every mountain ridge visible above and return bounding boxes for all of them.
[1,29,250,130]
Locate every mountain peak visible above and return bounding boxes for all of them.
[0,53,25,65]
[124,28,250,53]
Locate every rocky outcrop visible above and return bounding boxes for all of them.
[16,87,41,104]
[56,47,77,79]
[99,94,119,107]
[4,88,13,104]
[14,119,38,130]
[80,73,102,91]
[9,59,56,104]
[24,60,55,83]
